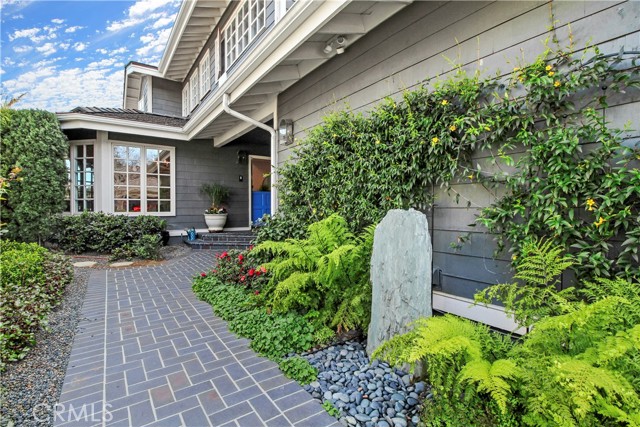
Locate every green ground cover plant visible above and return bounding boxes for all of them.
[49,212,166,260]
[278,356,319,385]
[374,241,640,427]
[0,241,73,367]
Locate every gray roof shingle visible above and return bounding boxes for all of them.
[69,107,188,128]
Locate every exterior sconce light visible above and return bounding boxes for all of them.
[278,118,294,145]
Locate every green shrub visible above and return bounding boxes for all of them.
[278,356,318,385]
[254,214,374,334]
[250,313,315,360]
[0,241,73,365]
[50,212,165,259]
[322,400,341,418]
[0,109,68,242]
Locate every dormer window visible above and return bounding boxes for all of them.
[181,83,190,117]
[200,51,210,99]
[189,71,199,112]
[224,0,266,71]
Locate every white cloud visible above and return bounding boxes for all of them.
[106,17,143,32]
[1,67,123,112]
[13,45,32,53]
[96,48,108,55]
[65,25,84,33]
[58,43,70,50]
[3,57,16,66]
[9,27,40,41]
[12,14,24,20]
[36,42,56,56]
[136,27,171,58]
[51,18,64,24]
[73,42,87,52]
[107,0,174,32]
[129,0,173,18]
[0,69,5,75]
[109,47,128,56]
[87,58,117,70]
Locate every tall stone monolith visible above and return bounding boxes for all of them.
[366,208,432,356]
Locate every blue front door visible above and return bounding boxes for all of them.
[251,191,271,222]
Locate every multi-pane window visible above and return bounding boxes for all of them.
[138,76,150,112]
[182,83,190,117]
[190,71,199,111]
[224,0,266,69]
[200,51,210,98]
[209,42,217,87]
[113,144,173,215]
[72,144,95,212]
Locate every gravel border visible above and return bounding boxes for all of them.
[0,266,89,426]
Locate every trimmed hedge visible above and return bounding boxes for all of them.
[49,212,165,256]
[0,241,73,365]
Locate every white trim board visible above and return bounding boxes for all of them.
[168,227,251,237]
[432,291,526,335]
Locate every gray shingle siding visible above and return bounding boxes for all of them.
[152,77,183,117]
[277,1,640,299]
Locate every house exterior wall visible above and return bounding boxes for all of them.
[151,77,182,117]
[277,1,640,299]
[65,129,269,232]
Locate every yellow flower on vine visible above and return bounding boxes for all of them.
[11,167,22,174]
[449,125,456,132]
[485,126,491,131]
[441,99,449,106]
[431,137,439,146]
[594,217,606,227]
[548,71,555,77]
[467,174,474,180]
[512,254,518,261]
[586,198,597,211]
[375,140,381,144]
[554,80,561,87]
[513,67,520,72]
[545,65,553,71]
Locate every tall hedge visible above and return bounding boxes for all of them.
[1,110,68,242]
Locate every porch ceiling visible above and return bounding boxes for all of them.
[189,0,413,146]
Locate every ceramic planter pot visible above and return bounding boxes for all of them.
[204,213,227,232]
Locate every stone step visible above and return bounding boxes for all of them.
[184,240,252,251]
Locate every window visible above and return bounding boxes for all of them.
[209,42,217,88]
[65,142,95,213]
[182,83,190,117]
[224,0,266,70]
[190,71,199,111]
[138,76,151,112]
[200,51,210,98]
[113,143,174,215]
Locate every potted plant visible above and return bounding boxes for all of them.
[200,183,230,232]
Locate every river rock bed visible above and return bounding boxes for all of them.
[300,341,427,427]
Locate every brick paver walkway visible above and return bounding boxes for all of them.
[55,251,339,427]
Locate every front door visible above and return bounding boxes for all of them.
[249,156,271,223]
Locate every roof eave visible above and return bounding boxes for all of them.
[158,0,199,77]
[57,113,190,141]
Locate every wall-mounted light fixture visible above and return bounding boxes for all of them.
[323,35,347,55]
[278,118,294,145]
[237,150,248,164]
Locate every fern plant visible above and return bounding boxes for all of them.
[253,214,374,333]
[475,238,576,328]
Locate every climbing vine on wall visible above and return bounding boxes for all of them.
[269,45,640,281]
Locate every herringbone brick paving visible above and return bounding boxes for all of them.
[55,250,340,427]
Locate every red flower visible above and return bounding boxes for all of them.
[221,251,228,258]
[260,266,267,274]
[200,272,207,277]
[240,275,246,282]
[255,270,261,276]
[249,245,254,251]
[254,290,260,295]
[238,254,244,262]
[248,268,255,277]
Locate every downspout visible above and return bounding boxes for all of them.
[222,93,278,217]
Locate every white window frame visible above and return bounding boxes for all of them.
[110,141,176,217]
[189,71,199,112]
[182,83,190,117]
[200,51,210,99]
[137,76,152,113]
[223,0,266,71]
[209,38,218,88]
[67,140,97,214]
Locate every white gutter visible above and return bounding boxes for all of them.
[222,93,277,216]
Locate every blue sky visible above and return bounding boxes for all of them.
[1,0,181,112]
